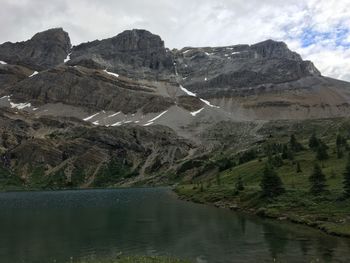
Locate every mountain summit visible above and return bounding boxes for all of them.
[0,28,71,70]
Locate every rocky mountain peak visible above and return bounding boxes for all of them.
[251,39,302,60]
[111,29,166,52]
[70,29,173,79]
[0,28,71,70]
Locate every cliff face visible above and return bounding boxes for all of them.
[68,29,174,80]
[0,28,350,188]
[0,28,71,70]
[174,39,320,98]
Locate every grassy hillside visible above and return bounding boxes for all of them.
[175,125,350,237]
[76,255,190,263]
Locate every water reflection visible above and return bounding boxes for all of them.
[0,188,349,263]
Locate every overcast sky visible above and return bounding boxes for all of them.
[1,0,349,81]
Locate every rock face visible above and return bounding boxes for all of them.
[8,65,174,114]
[0,28,71,70]
[174,40,320,98]
[0,108,193,187]
[1,27,350,189]
[69,29,174,80]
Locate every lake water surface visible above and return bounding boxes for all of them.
[0,188,349,263]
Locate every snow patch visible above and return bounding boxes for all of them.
[83,113,100,121]
[180,85,197,97]
[231,52,240,55]
[200,98,220,108]
[64,53,71,63]
[143,122,154,126]
[108,112,121,118]
[0,61,7,65]
[148,110,168,123]
[190,108,204,116]
[204,77,208,81]
[29,71,38,78]
[111,121,122,127]
[92,121,99,125]
[10,102,31,110]
[104,69,119,78]
[183,50,191,54]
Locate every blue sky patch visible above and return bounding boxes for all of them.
[300,26,350,48]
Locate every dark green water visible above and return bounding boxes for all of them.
[0,188,349,263]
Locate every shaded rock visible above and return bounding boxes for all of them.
[0,28,71,70]
[70,29,174,80]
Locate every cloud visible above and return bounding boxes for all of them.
[0,0,349,81]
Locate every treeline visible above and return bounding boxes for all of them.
[259,133,350,198]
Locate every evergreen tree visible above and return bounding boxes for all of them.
[316,142,329,160]
[337,145,344,159]
[216,173,221,185]
[260,164,285,198]
[336,134,347,158]
[336,134,344,147]
[235,175,245,191]
[343,155,350,197]
[290,134,303,152]
[272,154,284,167]
[281,144,289,160]
[309,132,319,149]
[309,163,327,195]
[200,182,204,192]
[296,162,302,173]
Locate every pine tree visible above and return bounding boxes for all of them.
[343,156,350,197]
[216,174,221,185]
[296,162,302,173]
[281,144,289,160]
[235,175,245,192]
[336,134,344,147]
[260,164,285,198]
[316,142,329,160]
[309,132,319,149]
[309,163,327,195]
[337,145,344,159]
[290,134,303,152]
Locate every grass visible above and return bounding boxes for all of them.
[75,255,190,263]
[175,134,350,237]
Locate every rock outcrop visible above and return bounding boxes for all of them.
[174,40,320,98]
[68,29,174,80]
[0,28,71,70]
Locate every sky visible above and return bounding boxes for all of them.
[1,0,349,81]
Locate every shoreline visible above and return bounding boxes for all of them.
[173,187,350,239]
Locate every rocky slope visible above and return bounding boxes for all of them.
[0,28,350,188]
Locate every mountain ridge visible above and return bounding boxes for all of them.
[0,28,350,188]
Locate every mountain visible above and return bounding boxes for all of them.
[0,28,349,189]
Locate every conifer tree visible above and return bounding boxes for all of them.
[290,134,303,152]
[309,163,327,194]
[309,132,319,149]
[343,155,350,197]
[316,142,329,160]
[296,162,302,173]
[260,164,285,198]
[235,175,245,192]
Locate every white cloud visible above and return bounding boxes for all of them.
[0,0,349,81]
